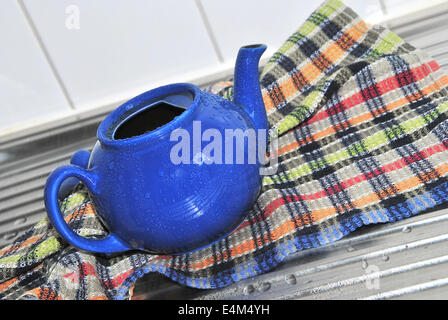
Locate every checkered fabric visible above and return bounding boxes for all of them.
[2,0,448,299]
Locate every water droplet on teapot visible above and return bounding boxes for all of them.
[382,254,390,261]
[145,193,150,199]
[109,162,115,169]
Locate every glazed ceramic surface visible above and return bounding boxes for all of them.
[45,44,268,254]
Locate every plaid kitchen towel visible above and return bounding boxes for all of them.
[2,0,448,300]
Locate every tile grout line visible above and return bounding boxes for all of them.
[194,0,225,64]
[378,0,388,16]
[16,0,76,111]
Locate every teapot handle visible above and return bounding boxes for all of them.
[44,165,130,254]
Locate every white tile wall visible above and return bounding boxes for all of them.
[0,0,71,132]
[382,0,443,16]
[22,0,220,111]
[197,0,388,66]
[1,0,446,134]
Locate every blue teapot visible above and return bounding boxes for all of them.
[44,44,269,254]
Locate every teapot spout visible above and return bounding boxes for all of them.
[233,44,268,132]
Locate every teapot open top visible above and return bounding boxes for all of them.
[44,44,269,254]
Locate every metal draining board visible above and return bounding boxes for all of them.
[1,4,448,300]
[192,206,448,300]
